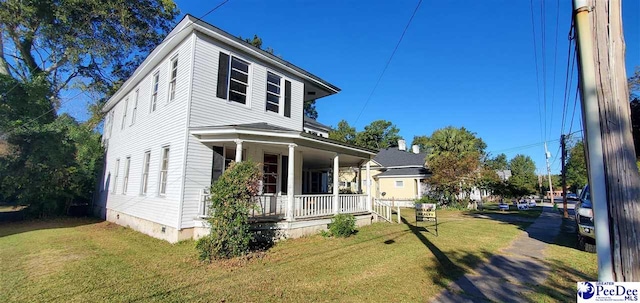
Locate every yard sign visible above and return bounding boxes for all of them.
[415,203,438,236]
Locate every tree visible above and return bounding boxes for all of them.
[426,126,486,162]
[410,135,429,152]
[507,155,537,197]
[628,67,640,159]
[329,120,356,144]
[424,126,486,205]
[354,120,402,149]
[304,100,318,119]
[486,153,508,170]
[0,0,179,100]
[566,141,588,192]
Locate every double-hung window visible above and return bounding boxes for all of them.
[168,57,178,102]
[266,72,281,113]
[151,72,159,112]
[141,151,150,194]
[121,99,128,130]
[113,159,120,193]
[123,157,131,194]
[263,154,278,194]
[159,147,170,195]
[216,53,250,104]
[131,89,138,125]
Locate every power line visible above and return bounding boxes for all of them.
[530,0,545,142]
[548,0,561,139]
[353,0,423,124]
[540,0,548,141]
[488,138,561,154]
[568,85,580,135]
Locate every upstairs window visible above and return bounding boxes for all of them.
[151,72,159,112]
[121,98,128,130]
[217,53,250,104]
[168,56,178,102]
[266,72,281,113]
[113,159,120,193]
[141,151,150,195]
[131,89,139,125]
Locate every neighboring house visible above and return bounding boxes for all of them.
[94,15,378,243]
[340,140,429,202]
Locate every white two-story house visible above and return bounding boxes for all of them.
[94,15,378,242]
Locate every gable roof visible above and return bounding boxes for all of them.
[103,14,340,113]
[372,147,427,168]
[303,116,331,132]
[376,167,429,178]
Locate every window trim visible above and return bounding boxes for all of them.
[218,51,252,107]
[123,156,131,194]
[263,153,279,195]
[395,180,404,188]
[158,146,170,196]
[150,71,160,112]
[265,71,282,114]
[113,158,120,193]
[121,98,128,130]
[141,151,151,195]
[131,89,139,125]
[168,55,179,102]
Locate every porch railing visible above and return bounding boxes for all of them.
[198,190,371,220]
[373,198,393,223]
[294,194,334,218]
[339,194,367,213]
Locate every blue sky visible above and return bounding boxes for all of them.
[63,0,640,175]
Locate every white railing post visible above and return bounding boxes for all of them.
[287,144,296,221]
[333,154,340,214]
[366,161,372,212]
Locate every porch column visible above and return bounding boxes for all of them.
[333,153,340,214]
[286,144,296,221]
[234,139,243,163]
[357,164,362,194]
[366,160,372,212]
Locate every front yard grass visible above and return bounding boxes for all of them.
[1,208,537,302]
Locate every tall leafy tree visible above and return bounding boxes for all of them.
[354,120,402,149]
[507,154,538,197]
[566,141,588,192]
[424,126,486,204]
[486,153,509,170]
[329,120,356,144]
[0,0,179,101]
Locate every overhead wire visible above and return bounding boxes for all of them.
[548,0,561,139]
[530,0,545,143]
[353,0,423,125]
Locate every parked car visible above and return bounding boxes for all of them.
[575,185,596,253]
[567,193,579,201]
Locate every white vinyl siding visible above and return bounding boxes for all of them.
[123,157,131,193]
[113,159,120,193]
[189,33,304,131]
[141,151,150,194]
[159,147,170,195]
[168,56,178,102]
[98,35,193,231]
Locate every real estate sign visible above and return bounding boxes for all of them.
[415,203,438,236]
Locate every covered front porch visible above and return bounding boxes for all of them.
[190,124,378,223]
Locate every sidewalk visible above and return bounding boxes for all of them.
[434,206,561,302]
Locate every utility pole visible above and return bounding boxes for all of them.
[561,134,568,218]
[574,0,640,281]
[544,142,554,203]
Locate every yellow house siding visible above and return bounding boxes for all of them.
[377,177,418,200]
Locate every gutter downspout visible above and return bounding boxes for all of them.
[573,0,614,281]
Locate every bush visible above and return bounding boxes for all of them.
[328,214,357,237]
[196,161,262,261]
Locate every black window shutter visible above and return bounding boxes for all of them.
[284,80,291,117]
[216,53,230,99]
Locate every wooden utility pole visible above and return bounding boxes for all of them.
[561,134,569,218]
[574,0,640,281]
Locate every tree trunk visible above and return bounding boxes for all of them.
[589,0,640,281]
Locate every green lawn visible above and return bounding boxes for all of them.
[1,209,536,302]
